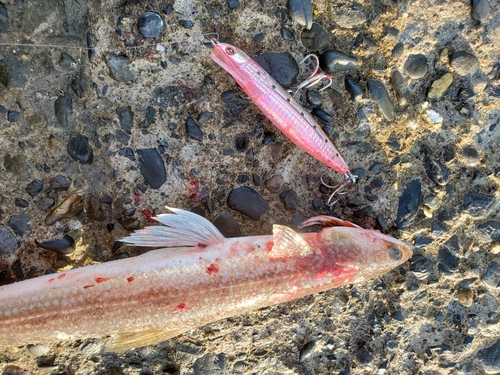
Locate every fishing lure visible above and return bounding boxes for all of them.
[209,37,356,199]
[0,207,412,351]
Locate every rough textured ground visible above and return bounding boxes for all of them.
[0,0,499,374]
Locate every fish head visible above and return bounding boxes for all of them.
[316,227,413,285]
[210,42,251,85]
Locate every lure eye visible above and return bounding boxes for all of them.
[225,47,235,55]
[388,247,402,261]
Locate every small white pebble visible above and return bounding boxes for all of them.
[406,117,418,129]
[27,344,50,357]
[426,109,443,123]
[156,44,165,52]
[491,244,500,255]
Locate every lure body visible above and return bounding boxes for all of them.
[0,208,411,350]
[211,42,349,175]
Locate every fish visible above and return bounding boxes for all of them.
[210,41,356,184]
[0,207,412,351]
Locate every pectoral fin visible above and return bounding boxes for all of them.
[269,225,319,259]
[105,328,187,352]
[298,215,362,229]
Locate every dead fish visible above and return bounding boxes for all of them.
[0,207,412,351]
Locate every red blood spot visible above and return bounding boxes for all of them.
[197,243,207,248]
[57,273,66,279]
[95,277,110,283]
[265,241,274,252]
[206,263,219,275]
[246,245,256,253]
[142,208,155,222]
[83,284,95,289]
[187,180,208,202]
[127,276,134,283]
[48,278,55,283]
[176,303,190,311]
[133,194,141,203]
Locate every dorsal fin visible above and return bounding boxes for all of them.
[121,207,226,248]
[269,225,319,259]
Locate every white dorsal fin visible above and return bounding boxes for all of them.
[121,207,226,248]
[269,225,319,259]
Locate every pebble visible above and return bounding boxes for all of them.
[482,262,500,289]
[58,53,76,70]
[0,3,7,32]
[264,173,285,193]
[355,347,373,364]
[138,106,156,129]
[9,212,32,236]
[54,93,72,127]
[198,111,213,124]
[478,339,500,373]
[253,33,265,43]
[450,51,480,76]
[390,70,408,106]
[476,221,500,245]
[35,235,75,255]
[7,110,19,122]
[462,191,493,217]
[67,134,93,164]
[319,50,359,75]
[472,0,490,22]
[437,239,459,275]
[396,179,422,230]
[137,12,163,38]
[426,109,443,123]
[311,108,334,124]
[179,20,193,29]
[457,287,474,307]
[287,0,313,29]
[368,80,396,121]
[254,52,299,88]
[301,23,329,50]
[105,53,136,82]
[14,198,28,208]
[193,353,227,375]
[25,179,43,197]
[281,27,295,41]
[279,188,298,211]
[346,141,374,153]
[306,90,322,106]
[228,0,240,10]
[428,72,454,99]
[299,341,317,362]
[409,255,433,279]
[403,54,429,79]
[116,106,133,133]
[213,213,242,237]
[27,344,50,357]
[0,227,17,256]
[220,90,250,117]
[423,154,450,186]
[48,175,71,192]
[4,153,30,180]
[392,42,404,60]
[0,56,31,88]
[332,3,367,28]
[345,75,364,101]
[44,193,84,225]
[38,197,55,211]
[185,117,203,142]
[227,186,269,220]
[234,134,248,152]
[137,148,166,189]
[461,146,479,166]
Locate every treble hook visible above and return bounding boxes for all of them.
[192,32,220,45]
[321,170,357,206]
[293,54,333,97]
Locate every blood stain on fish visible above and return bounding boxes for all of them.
[206,264,219,275]
[127,276,134,283]
[57,273,66,279]
[95,277,110,283]
[176,303,190,311]
[83,284,95,289]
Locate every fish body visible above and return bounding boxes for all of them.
[210,42,350,176]
[0,208,411,350]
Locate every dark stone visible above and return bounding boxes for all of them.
[345,75,364,101]
[0,3,7,32]
[54,94,72,127]
[0,56,31,88]
[437,235,460,275]
[9,212,32,236]
[279,188,298,211]
[7,110,19,122]
[477,339,500,373]
[185,117,203,141]
[368,80,396,121]
[48,175,71,192]
[105,53,136,82]
[288,0,313,29]
[376,214,388,230]
[137,12,164,38]
[369,162,384,174]
[253,32,265,42]
[234,134,249,152]
[254,52,299,88]
[213,213,243,237]
[355,347,373,365]
[281,27,295,41]
[450,51,480,76]
[38,197,55,211]
[4,153,30,180]
[139,106,156,129]
[403,54,428,79]
[179,20,194,29]
[263,131,276,145]
[423,155,450,186]
[35,235,75,255]
[264,173,284,193]
[477,221,500,244]
[228,0,240,10]
[392,42,404,60]
[353,206,373,218]
[319,50,359,75]
[311,108,334,124]
[306,90,322,106]
[409,255,433,279]
[301,23,329,50]
[482,262,500,289]
[345,141,375,153]
[227,186,269,220]
[462,191,494,217]
[25,179,43,197]
[193,353,227,375]
[117,106,133,133]
[396,179,422,229]
[14,198,28,208]
[137,148,167,189]
[198,111,213,124]
[0,227,17,256]
[220,90,250,117]
[58,52,76,70]
[67,134,93,164]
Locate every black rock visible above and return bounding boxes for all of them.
[193,353,227,375]
[396,179,422,229]
[319,50,359,75]
[213,213,243,237]
[450,51,480,76]
[392,42,404,60]
[306,90,322,106]
[185,117,203,141]
[477,221,500,244]
[356,347,373,365]
[478,339,500,373]
[462,191,494,217]
[281,27,295,41]
[353,206,373,218]
[254,52,299,88]
[472,0,490,22]
[139,106,156,129]
[0,227,17,256]
[368,80,396,121]
[409,255,433,279]
[311,108,334,124]
[403,54,428,79]
[54,94,73,127]
[228,0,240,10]
[227,186,269,220]
[345,75,363,101]
[67,134,93,164]
[137,148,166,189]
[301,23,329,50]
[280,188,298,211]
[38,197,55,211]
[423,155,450,186]
[220,90,250,117]
[288,0,313,29]
[253,32,265,42]
[14,198,28,208]
[179,20,193,29]
[234,134,249,152]
[7,110,19,122]
[0,56,31,88]
[35,235,75,255]
[484,84,500,100]
[345,141,374,153]
[482,261,500,289]
[105,53,136,82]
[198,111,213,124]
[58,52,76,70]
[299,341,316,362]
[9,212,32,237]
[0,3,7,32]
[437,235,460,275]
[25,179,43,197]
[48,175,71,192]
[391,70,408,106]
[116,106,133,133]
[137,12,164,38]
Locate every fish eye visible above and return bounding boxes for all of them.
[225,47,235,55]
[388,247,402,261]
